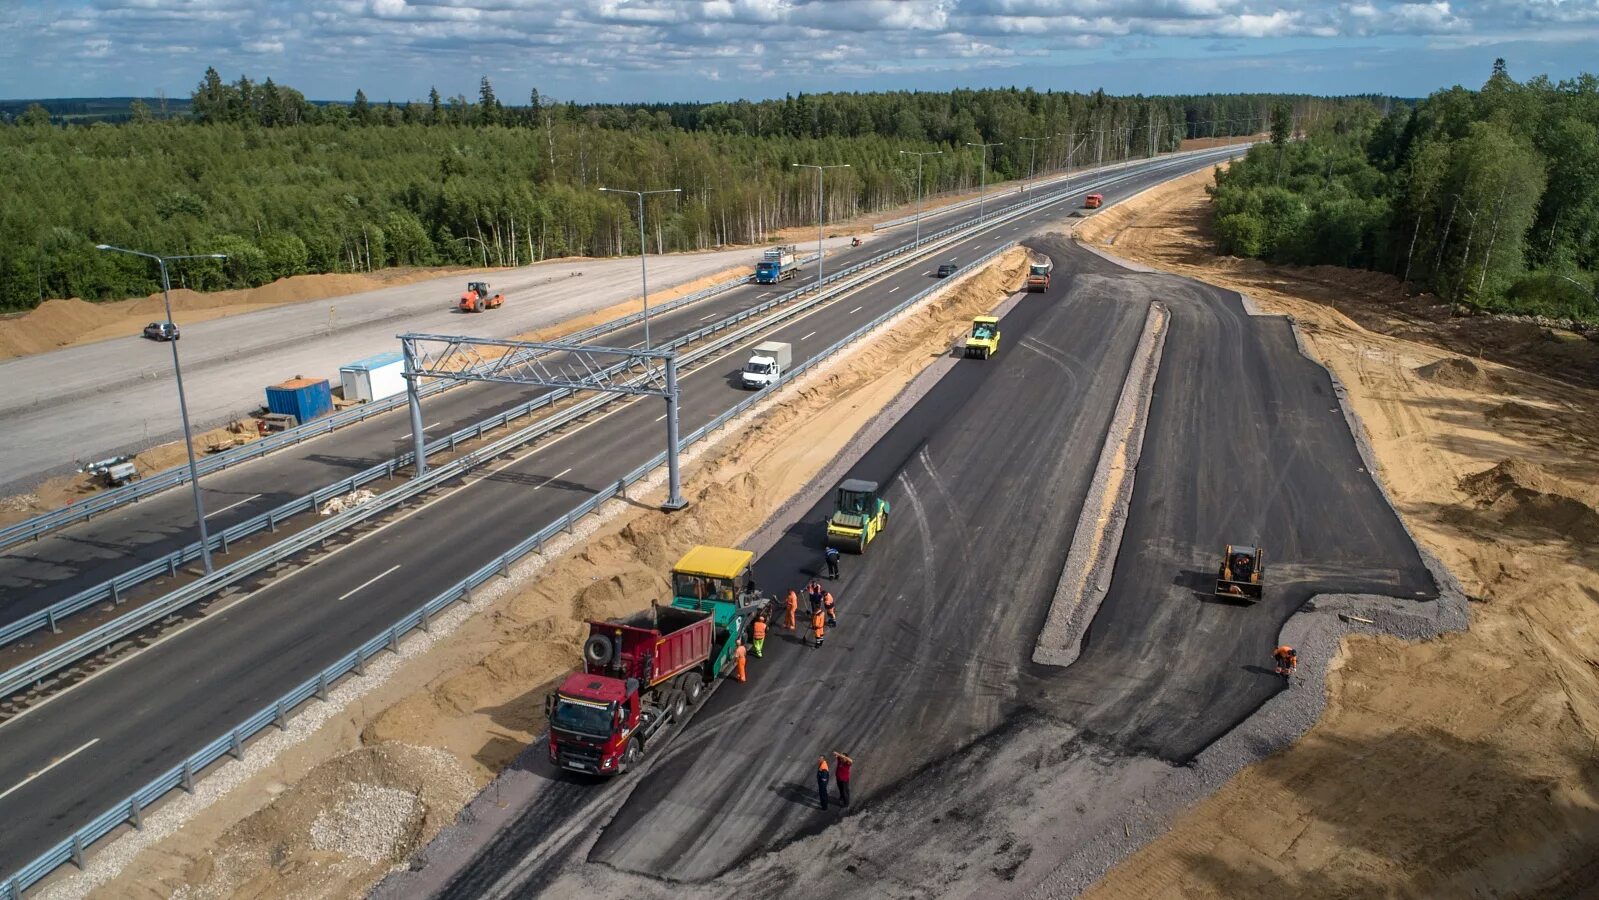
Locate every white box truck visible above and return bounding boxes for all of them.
[339,351,407,403]
[741,341,792,389]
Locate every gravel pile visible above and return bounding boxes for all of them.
[310,783,424,864]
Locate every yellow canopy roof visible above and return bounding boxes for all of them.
[973,315,1000,324]
[673,545,754,579]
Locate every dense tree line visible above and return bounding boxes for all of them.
[0,69,1365,310]
[1212,62,1599,321]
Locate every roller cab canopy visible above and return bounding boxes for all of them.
[672,545,754,580]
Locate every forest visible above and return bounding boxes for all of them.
[1211,62,1599,322]
[1,72,1351,310]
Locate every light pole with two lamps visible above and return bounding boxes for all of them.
[898,150,942,247]
[95,244,228,575]
[966,141,1002,222]
[598,186,681,350]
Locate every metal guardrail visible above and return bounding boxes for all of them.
[869,144,1235,232]
[0,269,777,553]
[0,233,1022,899]
[0,153,1130,649]
[0,199,1011,670]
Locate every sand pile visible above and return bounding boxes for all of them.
[1414,356,1504,391]
[1485,401,1562,424]
[1459,458,1599,543]
[165,743,473,900]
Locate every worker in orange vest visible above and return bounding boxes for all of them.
[752,616,768,658]
[734,639,748,682]
[811,607,826,648]
[823,591,837,627]
[784,590,799,632]
[816,756,831,810]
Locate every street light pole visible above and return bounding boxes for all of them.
[898,150,942,247]
[599,186,681,350]
[95,244,228,575]
[1017,137,1047,193]
[792,163,850,289]
[965,141,1002,222]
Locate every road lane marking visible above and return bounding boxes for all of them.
[536,467,573,489]
[800,331,816,341]
[699,313,719,321]
[655,413,668,422]
[848,306,863,314]
[425,421,441,430]
[336,564,401,601]
[205,494,262,519]
[0,738,99,802]
[887,286,900,293]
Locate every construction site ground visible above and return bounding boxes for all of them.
[1073,167,1599,898]
[35,248,1037,900]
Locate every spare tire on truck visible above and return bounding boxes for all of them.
[583,634,614,667]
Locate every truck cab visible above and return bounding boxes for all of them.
[1083,193,1104,209]
[740,340,792,389]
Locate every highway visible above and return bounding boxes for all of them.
[0,151,1226,640]
[396,238,1434,895]
[0,244,793,494]
[0,147,1248,878]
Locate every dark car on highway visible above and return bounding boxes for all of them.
[936,262,957,278]
[142,321,180,341]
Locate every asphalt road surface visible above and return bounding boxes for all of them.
[0,244,830,494]
[408,238,1435,895]
[0,148,1247,877]
[0,151,1232,640]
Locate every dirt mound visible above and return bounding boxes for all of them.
[1459,459,1599,543]
[1414,356,1504,391]
[167,742,473,900]
[1485,401,1561,424]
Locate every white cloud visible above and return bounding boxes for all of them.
[4,0,1594,100]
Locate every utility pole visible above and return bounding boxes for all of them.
[965,141,1002,221]
[898,150,942,246]
[792,163,849,289]
[95,244,229,575]
[1017,137,1047,193]
[599,186,681,350]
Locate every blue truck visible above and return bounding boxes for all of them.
[755,245,800,284]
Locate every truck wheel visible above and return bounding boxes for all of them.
[679,673,706,707]
[669,689,688,723]
[620,739,642,773]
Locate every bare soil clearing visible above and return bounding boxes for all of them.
[51,251,1028,900]
[1075,166,1599,900]
[0,263,751,530]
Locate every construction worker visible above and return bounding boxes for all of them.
[752,615,768,659]
[823,591,838,627]
[824,545,841,580]
[734,639,748,682]
[1273,645,1298,678]
[806,579,825,616]
[784,589,799,632]
[811,607,826,648]
[816,756,831,810]
[832,751,854,807]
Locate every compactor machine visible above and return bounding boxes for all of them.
[826,478,889,554]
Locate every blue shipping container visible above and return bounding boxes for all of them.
[265,377,333,424]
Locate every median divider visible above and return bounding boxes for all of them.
[0,231,1023,899]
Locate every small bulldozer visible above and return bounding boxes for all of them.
[826,478,889,554]
[458,281,505,313]
[1214,544,1265,603]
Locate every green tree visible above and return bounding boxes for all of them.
[19,103,51,127]
[478,76,499,126]
[353,88,371,124]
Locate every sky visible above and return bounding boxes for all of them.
[3,0,1596,103]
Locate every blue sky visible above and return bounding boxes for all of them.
[4,0,1596,103]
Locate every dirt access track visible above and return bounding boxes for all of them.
[1073,167,1599,898]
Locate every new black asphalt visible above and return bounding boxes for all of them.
[0,150,1246,877]
[415,234,1436,894]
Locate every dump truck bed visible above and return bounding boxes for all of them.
[585,606,714,688]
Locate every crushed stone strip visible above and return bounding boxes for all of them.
[1032,300,1169,667]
